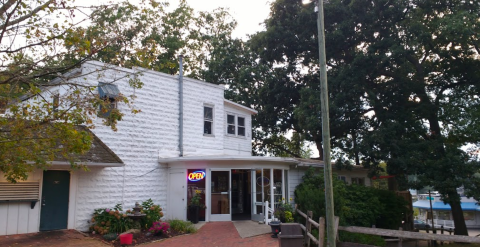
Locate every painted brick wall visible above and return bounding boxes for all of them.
[73,61,249,230]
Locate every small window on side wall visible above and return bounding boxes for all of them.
[204,106,213,135]
[52,93,59,113]
[98,82,120,118]
[226,114,246,137]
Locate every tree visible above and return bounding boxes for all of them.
[249,0,480,235]
[0,0,238,182]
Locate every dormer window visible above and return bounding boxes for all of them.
[204,105,214,135]
[226,114,245,137]
[98,82,120,118]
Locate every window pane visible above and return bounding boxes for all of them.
[204,107,213,120]
[227,115,235,124]
[204,121,212,134]
[238,117,245,126]
[238,127,245,136]
[227,125,235,134]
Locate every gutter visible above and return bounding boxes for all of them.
[178,55,184,157]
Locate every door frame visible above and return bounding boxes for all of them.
[39,170,71,231]
[38,169,78,232]
[208,169,231,221]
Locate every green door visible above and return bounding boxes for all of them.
[40,170,70,231]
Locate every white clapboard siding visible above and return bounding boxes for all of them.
[0,171,42,235]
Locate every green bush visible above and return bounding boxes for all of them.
[128,199,163,230]
[339,231,386,247]
[375,190,408,229]
[343,184,382,227]
[167,219,197,234]
[294,167,348,222]
[90,204,133,235]
[294,167,408,230]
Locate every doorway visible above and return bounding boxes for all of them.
[40,170,70,231]
[231,169,251,221]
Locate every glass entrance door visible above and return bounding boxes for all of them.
[251,169,265,222]
[210,170,231,221]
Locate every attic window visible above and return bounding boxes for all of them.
[98,83,120,118]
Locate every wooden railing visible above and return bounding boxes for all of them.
[296,208,340,247]
[295,208,480,247]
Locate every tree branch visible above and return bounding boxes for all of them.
[0,0,54,30]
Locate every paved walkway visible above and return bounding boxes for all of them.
[143,222,278,247]
[0,230,108,247]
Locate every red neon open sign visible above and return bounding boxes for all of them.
[188,171,206,182]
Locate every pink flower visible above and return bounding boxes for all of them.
[105,208,111,213]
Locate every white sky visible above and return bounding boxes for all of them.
[167,0,272,39]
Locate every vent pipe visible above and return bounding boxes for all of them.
[178,55,184,157]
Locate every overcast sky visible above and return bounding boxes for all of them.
[169,0,272,39]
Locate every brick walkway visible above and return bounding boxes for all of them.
[144,222,279,247]
[0,230,109,247]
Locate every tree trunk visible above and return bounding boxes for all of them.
[449,198,468,236]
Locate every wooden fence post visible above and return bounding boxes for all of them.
[334,216,340,242]
[306,210,313,247]
[398,227,403,247]
[319,217,325,247]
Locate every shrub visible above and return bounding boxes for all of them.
[90,204,133,235]
[339,231,386,247]
[167,219,197,234]
[274,201,294,223]
[148,221,170,236]
[294,167,347,222]
[132,199,163,230]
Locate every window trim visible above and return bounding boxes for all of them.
[225,112,247,138]
[203,104,215,137]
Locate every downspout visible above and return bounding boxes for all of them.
[178,55,184,157]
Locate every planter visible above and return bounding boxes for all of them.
[269,221,282,238]
[189,205,200,224]
[119,233,133,245]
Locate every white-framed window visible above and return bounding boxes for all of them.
[338,176,346,183]
[204,105,214,135]
[226,113,246,137]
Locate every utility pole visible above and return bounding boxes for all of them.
[316,0,336,247]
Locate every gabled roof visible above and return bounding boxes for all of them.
[52,126,124,166]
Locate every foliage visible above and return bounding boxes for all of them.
[295,167,407,229]
[338,232,386,247]
[148,221,170,236]
[274,201,294,223]
[375,190,409,230]
[166,219,197,234]
[189,192,206,209]
[0,0,239,183]
[342,185,383,227]
[294,167,347,222]
[241,0,480,235]
[136,199,163,230]
[102,233,119,241]
[90,204,132,235]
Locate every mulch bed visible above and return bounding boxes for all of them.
[88,229,184,247]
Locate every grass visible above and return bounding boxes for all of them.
[166,219,197,234]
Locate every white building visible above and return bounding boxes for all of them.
[0,61,370,235]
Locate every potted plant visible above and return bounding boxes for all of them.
[188,192,205,224]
